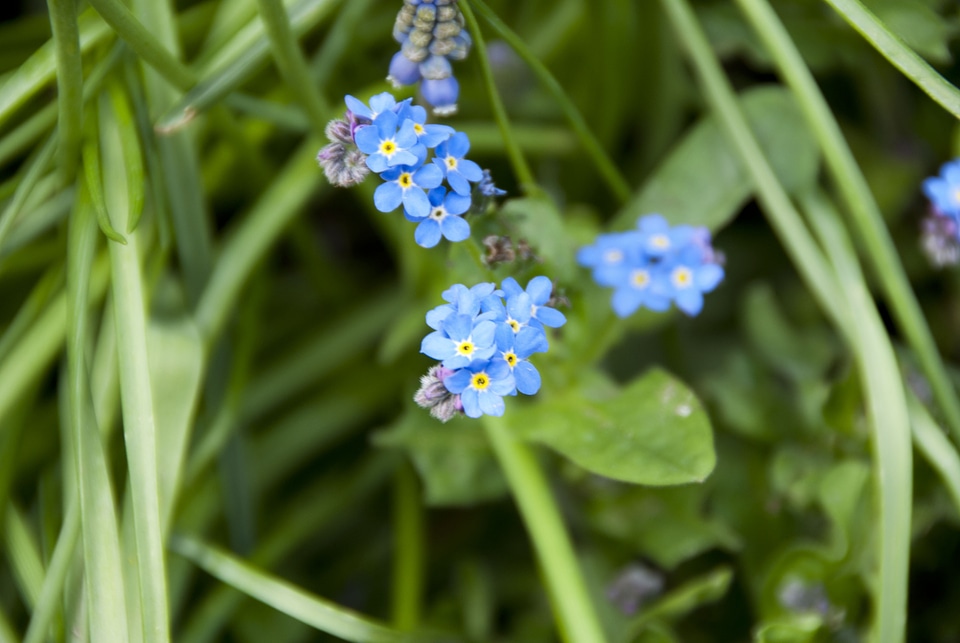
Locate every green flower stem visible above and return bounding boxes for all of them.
[460,0,539,196]
[908,391,960,517]
[391,462,424,631]
[482,416,607,643]
[802,189,910,643]
[46,0,84,185]
[469,0,632,204]
[733,0,960,473]
[86,0,195,90]
[658,0,846,333]
[821,0,960,120]
[255,0,330,137]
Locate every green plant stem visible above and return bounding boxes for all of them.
[86,0,195,90]
[460,0,539,196]
[391,462,424,631]
[255,0,329,136]
[734,0,960,475]
[482,416,607,643]
[820,0,960,119]
[46,0,84,185]
[802,189,910,643]
[658,0,846,332]
[469,0,631,204]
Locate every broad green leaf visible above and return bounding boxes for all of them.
[374,410,507,506]
[507,368,715,485]
[499,196,578,283]
[614,86,819,232]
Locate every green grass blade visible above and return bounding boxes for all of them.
[105,80,145,233]
[101,87,170,643]
[0,266,61,365]
[45,0,84,185]
[65,180,131,643]
[4,504,45,611]
[460,0,537,195]
[255,0,329,135]
[82,107,126,245]
[482,415,608,643]
[802,189,911,643]
[821,0,960,119]
[908,392,960,517]
[469,0,631,203]
[0,134,57,254]
[22,502,79,643]
[734,0,960,448]
[0,9,110,129]
[392,463,424,630]
[86,0,194,90]
[170,534,430,643]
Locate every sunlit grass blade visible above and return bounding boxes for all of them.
[170,533,439,643]
[105,80,144,233]
[0,8,110,129]
[255,0,329,134]
[469,0,631,203]
[101,88,170,643]
[802,188,911,643]
[85,0,194,90]
[821,0,960,119]
[908,392,960,517]
[64,181,131,643]
[4,504,44,612]
[82,107,126,244]
[45,0,84,185]
[734,0,960,484]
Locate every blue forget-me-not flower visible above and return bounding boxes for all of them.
[578,214,724,317]
[921,159,960,267]
[416,278,567,421]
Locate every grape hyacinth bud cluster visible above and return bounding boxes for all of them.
[577,214,724,317]
[415,278,567,421]
[921,158,960,267]
[389,0,471,116]
[317,92,504,248]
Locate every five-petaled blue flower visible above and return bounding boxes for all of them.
[923,159,960,218]
[413,187,472,248]
[397,103,455,149]
[421,313,497,370]
[501,276,567,330]
[345,92,402,122]
[354,110,422,173]
[434,132,483,195]
[375,151,444,218]
[443,359,516,418]
[494,324,548,395]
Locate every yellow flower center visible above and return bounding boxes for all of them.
[603,249,623,264]
[504,351,518,367]
[630,269,650,289]
[651,234,670,249]
[379,140,396,156]
[507,319,521,333]
[414,123,424,135]
[672,266,692,288]
[399,173,413,188]
[954,187,960,204]
[471,372,490,390]
[446,156,458,170]
[456,340,475,357]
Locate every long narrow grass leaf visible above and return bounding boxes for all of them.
[106,80,145,233]
[0,134,58,253]
[65,181,131,643]
[821,0,960,119]
[46,0,84,184]
[0,266,62,365]
[170,534,431,643]
[908,392,960,518]
[101,87,171,643]
[22,503,79,643]
[4,504,45,611]
[82,107,126,244]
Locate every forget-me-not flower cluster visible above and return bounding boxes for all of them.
[578,214,724,318]
[389,0,471,116]
[921,159,960,267]
[415,278,567,421]
[317,92,503,248]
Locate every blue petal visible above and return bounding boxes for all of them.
[365,153,389,173]
[458,159,483,182]
[696,264,724,292]
[369,92,397,117]
[535,307,566,328]
[441,215,470,242]
[442,313,473,340]
[388,149,420,168]
[344,95,371,119]
[421,332,454,360]
[500,277,522,298]
[374,181,403,212]
[526,276,553,304]
[514,361,541,395]
[477,391,505,416]
[489,373,516,396]
[637,213,669,233]
[447,170,471,196]
[447,132,470,158]
[494,324,515,350]
[395,119,419,148]
[443,368,472,394]
[472,320,497,347]
[354,125,381,153]
[403,187,431,218]
[427,186,446,207]
[611,289,643,318]
[374,110,398,138]
[414,164,444,189]
[414,219,442,248]
[461,388,482,417]
[444,192,471,215]
[506,292,531,322]
[515,326,548,356]
[420,124,455,148]
[425,305,452,330]
[675,289,704,316]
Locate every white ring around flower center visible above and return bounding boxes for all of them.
[603,249,623,264]
[630,269,650,289]
[671,266,693,288]
[446,156,457,170]
[430,206,447,221]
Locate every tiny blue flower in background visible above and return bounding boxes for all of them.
[354,110,422,173]
[413,187,472,248]
[923,159,960,217]
[579,214,724,317]
[415,278,568,421]
[478,169,507,197]
[434,132,484,195]
[443,359,515,418]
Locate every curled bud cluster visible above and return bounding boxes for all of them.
[389,0,471,116]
